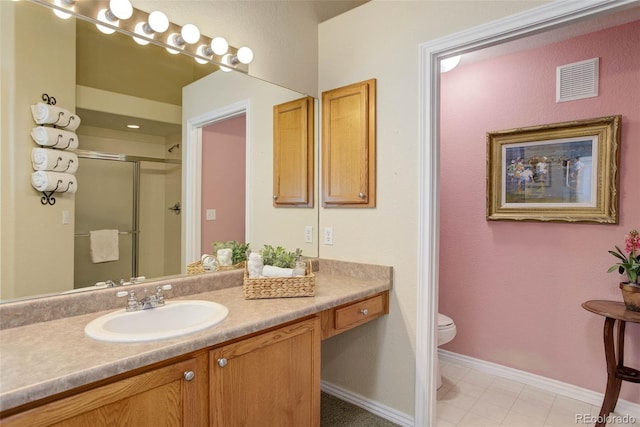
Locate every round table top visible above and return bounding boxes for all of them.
[582,300,640,323]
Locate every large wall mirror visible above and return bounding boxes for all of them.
[0,0,319,302]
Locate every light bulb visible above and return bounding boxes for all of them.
[181,24,200,44]
[237,47,254,64]
[148,11,169,33]
[195,45,210,64]
[211,37,229,55]
[133,22,150,45]
[166,34,181,54]
[109,0,133,20]
[220,54,233,72]
[440,55,461,73]
[53,0,74,19]
[96,9,117,34]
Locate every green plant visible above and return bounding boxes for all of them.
[260,245,300,268]
[212,241,250,264]
[608,229,640,284]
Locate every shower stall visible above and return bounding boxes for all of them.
[73,151,181,289]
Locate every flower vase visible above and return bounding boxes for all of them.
[620,282,640,312]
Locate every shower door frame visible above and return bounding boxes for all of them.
[75,149,180,282]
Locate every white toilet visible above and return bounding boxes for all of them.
[437,313,457,389]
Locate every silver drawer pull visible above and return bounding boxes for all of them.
[183,371,195,381]
[360,308,369,316]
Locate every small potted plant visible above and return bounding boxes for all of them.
[608,229,640,312]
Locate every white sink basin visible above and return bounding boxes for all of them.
[85,300,228,343]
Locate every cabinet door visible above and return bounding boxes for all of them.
[210,317,320,427]
[2,355,208,427]
[322,79,376,207]
[273,96,315,207]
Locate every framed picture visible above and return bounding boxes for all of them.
[486,115,621,223]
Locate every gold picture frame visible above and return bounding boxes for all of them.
[486,115,621,223]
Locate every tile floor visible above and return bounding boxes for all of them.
[436,360,638,427]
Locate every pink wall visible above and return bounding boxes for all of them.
[201,115,246,253]
[439,21,640,404]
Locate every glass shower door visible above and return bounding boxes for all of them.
[74,158,137,289]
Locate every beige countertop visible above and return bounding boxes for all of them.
[0,260,392,413]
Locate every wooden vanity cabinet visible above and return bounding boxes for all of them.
[1,353,209,427]
[322,79,376,208]
[273,96,315,207]
[209,316,321,427]
[320,291,389,340]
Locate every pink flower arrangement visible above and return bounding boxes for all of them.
[608,229,640,284]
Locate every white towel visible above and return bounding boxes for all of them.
[30,126,79,149]
[89,230,120,263]
[248,253,264,278]
[261,265,294,278]
[31,148,79,173]
[30,171,77,193]
[31,103,81,131]
[217,248,233,266]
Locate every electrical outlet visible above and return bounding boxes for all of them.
[304,226,313,243]
[323,227,333,245]
[206,209,216,221]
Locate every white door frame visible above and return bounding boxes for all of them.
[416,1,637,425]
[183,100,251,267]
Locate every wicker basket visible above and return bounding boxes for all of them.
[187,260,206,275]
[187,259,246,275]
[243,261,315,299]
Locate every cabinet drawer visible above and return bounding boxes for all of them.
[321,291,388,339]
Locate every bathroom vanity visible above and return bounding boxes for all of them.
[0,260,391,426]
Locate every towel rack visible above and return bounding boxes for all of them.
[40,179,75,205]
[74,230,139,237]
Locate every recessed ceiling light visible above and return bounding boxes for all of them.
[127,124,140,129]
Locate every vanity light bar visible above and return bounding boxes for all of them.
[29,0,252,73]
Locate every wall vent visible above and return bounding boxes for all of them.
[556,58,599,103]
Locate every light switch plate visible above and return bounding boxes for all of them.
[206,209,216,221]
[304,226,313,243]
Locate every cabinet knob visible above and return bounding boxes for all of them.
[358,192,365,199]
[218,358,228,368]
[360,308,369,316]
[183,371,195,381]
[273,195,278,200]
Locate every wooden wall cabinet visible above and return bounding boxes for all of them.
[210,317,321,427]
[1,354,209,427]
[273,96,315,207]
[322,79,376,208]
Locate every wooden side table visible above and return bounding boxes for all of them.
[582,300,640,426]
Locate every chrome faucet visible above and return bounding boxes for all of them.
[116,284,172,312]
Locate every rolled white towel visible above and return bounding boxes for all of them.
[248,253,264,278]
[30,126,79,149]
[31,171,77,193]
[217,248,233,266]
[261,265,294,278]
[31,148,79,173]
[31,103,81,131]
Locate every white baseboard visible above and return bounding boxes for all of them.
[321,381,415,427]
[439,349,640,419]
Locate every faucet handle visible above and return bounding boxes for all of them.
[155,284,172,304]
[116,290,139,311]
